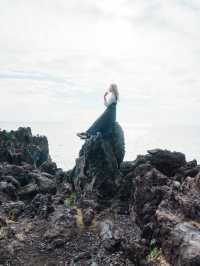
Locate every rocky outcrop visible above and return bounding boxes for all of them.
[72,133,122,205]
[1,127,200,266]
[155,172,200,265]
[0,127,49,167]
[146,149,186,176]
[125,149,200,265]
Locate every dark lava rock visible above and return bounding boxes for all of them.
[174,159,200,182]
[18,182,39,199]
[98,219,121,252]
[32,172,56,194]
[0,127,49,167]
[163,222,200,266]
[133,165,170,232]
[72,133,121,204]
[25,193,54,218]
[1,164,34,186]
[1,126,200,266]
[155,172,200,265]
[0,181,17,200]
[96,213,147,265]
[17,171,56,200]
[147,149,186,176]
[39,160,57,175]
[0,201,25,220]
[73,251,91,262]
[1,175,20,188]
[44,206,78,248]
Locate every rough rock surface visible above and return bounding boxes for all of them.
[155,172,200,265]
[72,133,121,205]
[0,127,49,166]
[0,127,200,266]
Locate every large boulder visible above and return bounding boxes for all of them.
[39,160,57,175]
[30,172,56,194]
[44,205,79,249]
[133,164,171,240]
[163,222,200,266]
[72,133,122,204]
[155,171,200,265]
[18,182,39,199]
[0,201,25,220]
[146,149,186,176]
[25,193,54,218]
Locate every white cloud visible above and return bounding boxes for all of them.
[0,0,200,166]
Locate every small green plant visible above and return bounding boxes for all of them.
[147,246,162,262]
[64,193,76,207]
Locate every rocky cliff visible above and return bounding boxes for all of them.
[0,127,200,266]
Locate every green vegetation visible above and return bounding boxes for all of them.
[64,193,76,207]
[147,245,162,262]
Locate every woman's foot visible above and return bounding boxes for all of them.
[76,132,89,139]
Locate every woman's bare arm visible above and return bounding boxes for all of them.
[104,92,108,106]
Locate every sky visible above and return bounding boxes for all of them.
[0,0,200,166]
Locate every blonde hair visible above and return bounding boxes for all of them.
[109,83,119,101]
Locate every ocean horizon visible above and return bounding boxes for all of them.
[1,121,200,170]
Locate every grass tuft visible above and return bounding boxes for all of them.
[147,246,162,262]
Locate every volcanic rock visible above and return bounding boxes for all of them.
[0,126,200,265]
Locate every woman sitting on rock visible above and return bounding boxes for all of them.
[77,83,119,139]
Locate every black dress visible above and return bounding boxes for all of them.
[86,103,116,137]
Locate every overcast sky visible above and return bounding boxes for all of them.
[0,0,200,126]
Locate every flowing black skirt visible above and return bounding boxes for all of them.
[86,103,116,137]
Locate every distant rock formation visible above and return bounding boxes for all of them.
[0,127,200,266]
[0,127,49,167]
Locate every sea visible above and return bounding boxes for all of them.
[1,121,200,170]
